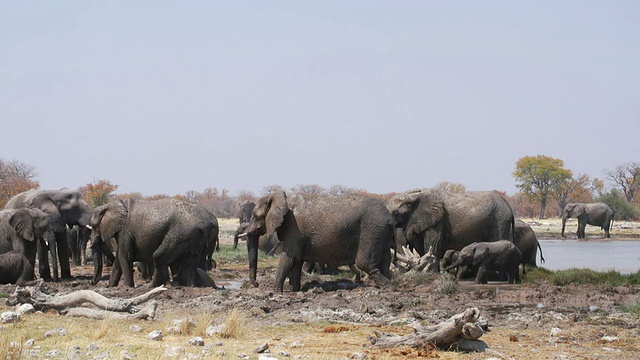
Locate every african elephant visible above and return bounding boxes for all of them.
[514,219,545,274]
[238,200,256,224]
[233,222,281,255]
[0,251,34,286]
[5,189,92,281]
[89,198,215,288]
[444,240,522,284]
[387,189,516,270]
[237,191,394,292]
[561,202,614,239]
[0,208,56,274]
[68,225,91,266]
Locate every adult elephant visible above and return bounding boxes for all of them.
[233,223,281,255]
[0,251,34,286]
[387,189,515,270]
[238,200,256,224]
[237,190,393,292]
[561,202,614,239]
[0,208,56,275]
[444,240,522,284]
[5,189,91,281]
[89,198,213,288]
[514,219,545,274]
[68,225,91,266]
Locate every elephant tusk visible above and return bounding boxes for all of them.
[236,232,248,238]
[85,225,93,230]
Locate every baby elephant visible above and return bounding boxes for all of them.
[0,251,34,286]
[444,240,522,284]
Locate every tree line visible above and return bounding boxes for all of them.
[1,156,638,220]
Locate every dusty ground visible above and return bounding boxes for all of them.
[1,218,640,359]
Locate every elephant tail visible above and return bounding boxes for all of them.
[389,220,398,266]
[510,215,516,242]
[537,241,545,264]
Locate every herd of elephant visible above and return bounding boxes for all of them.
[0,188,615,291]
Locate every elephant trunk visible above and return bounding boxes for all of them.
[247,233,260,287]
[561,213,568,237]
[92,247,103,285]
[443,259,461,273]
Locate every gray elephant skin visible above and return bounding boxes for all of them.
[388,189,516,268]
[68,225,91,266]
[240,191,394,292]
[0,208,56,276]
[4,189,91,281]
[514,219,545,273]
[0,251,34,286]
[238,200,256,224]
[89,198,218,288]
[561,202,614,239]
[444,240,522,284]
[234,222,281,255]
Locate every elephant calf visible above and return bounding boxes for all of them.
[0,251,34,286]
[444,240,522,284]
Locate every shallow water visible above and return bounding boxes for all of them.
[539,239,640,274]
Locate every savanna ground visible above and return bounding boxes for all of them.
[2,218,640,360]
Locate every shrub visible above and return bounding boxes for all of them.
[597,189,639,221]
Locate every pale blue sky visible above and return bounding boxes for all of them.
[1,2,639,196]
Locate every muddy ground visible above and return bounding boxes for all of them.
[2,220,640,359]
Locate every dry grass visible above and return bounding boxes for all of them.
[219,306,246,339]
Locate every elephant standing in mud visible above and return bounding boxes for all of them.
[561,202,614,239]
[237,191,394,292]
[444,240,522,284]
[5,189,92,281]
[89,198,218,288]
[514,219,545,274]
[387,189,515,270]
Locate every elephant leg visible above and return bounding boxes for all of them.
[108,256,123,287]
[276,254,296,292]
[475,266,488,284]
[288,259,304,292]
[349,264,362,283]
[36,239,52,281]
[578,222,587,239]
[604,222,611,238]
[48,237,59,282]
[56,231,72,279]
[150,240,180,288]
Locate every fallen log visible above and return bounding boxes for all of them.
[369,308,486,351]
[6,280,166,320]
[391,245,436,272]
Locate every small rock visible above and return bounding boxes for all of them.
[601,336,619,342]
[550,327,562,336]
[351,352,368,359]
[509,334,518,342]
[289,340,304,348]
[589,305,600,312]
[205,324,224,337]
[45,349,63,357]
[147,330,163,341]
[87,342,99,352]
[164,346,185,357]
[58,328,67,336]
[1,311,19,323]
[44,330,57,338]
[24,338,35,347]
[120,350,136,359]
[536,303,545,308]
[130,325,142,333]
[278,350,291,357]
[237,353,249,359]
[189,337,205,346]
[259,356,278,360]
[216,350,227,356]
[254,343,270,353]
[15,303,35,316]
[214,341,224,346]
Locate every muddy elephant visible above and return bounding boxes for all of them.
[387,189,516,270]
[5,189,92,281]
[237,191,394,292]
[89,198,216,288]
[0,251,34,286]
[514,219,545,274]
[561,202,614,239]
[444,240,522,284]
[0,208,56,276]
[68,225,91,266]
[233,222,281,255]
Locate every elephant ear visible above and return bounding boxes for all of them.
[9,210,35,242]
[572,204,586,217]
[472,246,489,266]
[265,191,289,239]
[406,194,445,236]
[94,200,128,240]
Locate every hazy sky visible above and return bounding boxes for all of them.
[2,2,639,196]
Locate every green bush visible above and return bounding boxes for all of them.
[524,267,640,286]
[597,189,639,221]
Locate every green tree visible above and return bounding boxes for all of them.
[513,155,572,219]
[597,189,639,221]
[604,162,640,203]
